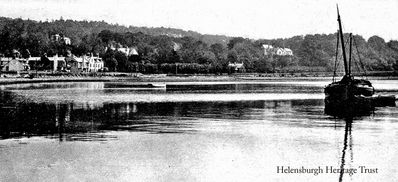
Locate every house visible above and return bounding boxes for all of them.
[228,62,245,73]
[117,47,138,56]
[276,48,284,56]
[263,44,293,56]
[107,45,139,57]
[51,34,71,45]
[63,37,71,45]
[284,48,293,56]
[42,54,104,72]
[51,34,61,41]
[161,33,183,38]
[26,56,57,71]
[2,52,104,73]
[1,59,27,72]
[262,44,274,55]
[91,57,104,72]
[172,42,182,51]
[128,48,139,56]
[81,55,104,72]
[48,55,66,71]
[0,57,12,68]
[1,50,30,72]
[276,48,293,56]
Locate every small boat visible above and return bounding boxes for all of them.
[128,83,166,89]
[148,83,167,88]
[324,6,396,117]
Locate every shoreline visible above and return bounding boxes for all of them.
[1,75,398,85]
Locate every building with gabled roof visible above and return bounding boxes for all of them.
[228,62,245,73]
[51,34,71,45]
[263,44,293,56]
[1,59,27,73]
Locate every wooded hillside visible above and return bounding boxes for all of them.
[1,17,397,74]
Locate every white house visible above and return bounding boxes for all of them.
[1,59,27,72]
[74,55,104,72]
[108,46,139,56]
[284,48,293,56]
[263,44,293,56]
[84,55,104,72]
[128,48,139,56]
[228,62,245,73]
[51,34,71,45]
[276,48,293,56]
[63,37,71,45]
[2,53,104,72]
[173,42,182,51]
[262,44,274,55]
[1,57,30,72]
[276,48,284,56]
[48,55,66,71]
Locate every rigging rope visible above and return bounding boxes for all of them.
[334,35,351,82]
[352,37,367,79]
[352,56,362,75]
[333,31,340,82]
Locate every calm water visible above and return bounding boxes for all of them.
[0,79,397,182]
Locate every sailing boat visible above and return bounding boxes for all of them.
[324,6,396,117]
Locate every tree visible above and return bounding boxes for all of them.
[227,37,246,50]
[98,30,113,44]
[102,50,118,71]
[387,40,398,52]
[114,51,129,72]
[229,41,263,72]
[368,35,386,51]
[149,35,173,64]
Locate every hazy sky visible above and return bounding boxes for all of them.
[1,0,397,40]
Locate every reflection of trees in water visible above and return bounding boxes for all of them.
[0,98,324,140]
[0,90,58,139]
[0,101,196,140]
[166,83,322,93]
[2,82,105,90]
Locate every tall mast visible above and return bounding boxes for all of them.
[349,33,353,75]
[337,5,349,75]
[333,30,340,82]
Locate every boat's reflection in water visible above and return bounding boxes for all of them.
[326,109,366,182]
[338,118,353,182]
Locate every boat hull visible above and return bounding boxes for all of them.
[324,80,374,117]
[325,95,374,117]
[324,81,396,117]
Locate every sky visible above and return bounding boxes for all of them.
[1,0,397,41]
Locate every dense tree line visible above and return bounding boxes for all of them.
[1,17,398,74]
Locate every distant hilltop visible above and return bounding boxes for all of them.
[0,17,230,46]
